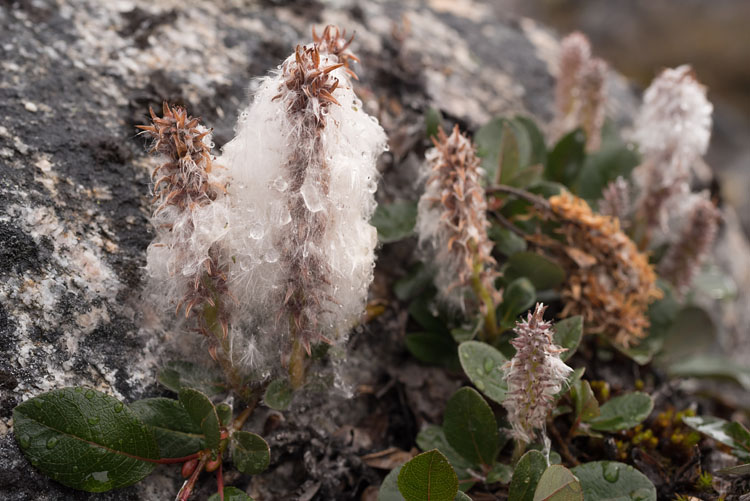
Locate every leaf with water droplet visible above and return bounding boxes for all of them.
[571,461,656,501]
[178,388,221,452]
[264,378,294,411]
[509,450,547,501]
[458,341,508,404]
[12,387,158,492]
[587,392,653,432]
[683,416,750,461]
[498,277,536,326]
[130,398,206,458]
[443,387,498,466]
[397,449,458,501]
[533,465,583,501]
[231,431,270,475]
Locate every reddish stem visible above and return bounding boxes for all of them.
[150,452,201,465]
[177,454,209,501]
[217,463,225,501]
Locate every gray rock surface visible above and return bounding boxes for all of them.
[0,0,747,500]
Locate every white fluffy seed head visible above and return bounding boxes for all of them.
[219,43,387,372]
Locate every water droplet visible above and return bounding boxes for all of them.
[19,435,30,449]
[602,462,620,483]
[483,358,494,373]
[84,389,95,400]
[475,381,486,391]
[88,416,100,425]
[630,488,651,501]
[272,176,288,192]
[46,437,59,449]
[92,471,109,483]
[249,222,264,240]
[74,387,83,393]
[113,402,123,413]
[461,351,470,359]
[300,179,324,213]
[475,368,483,377]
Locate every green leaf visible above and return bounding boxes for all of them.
[575,144,639,202]
[667,355,750,391]
[506,252,566,291]
[405,332,459,370]
[231,431,270,475]
[556,367,585,400]
[216,403,233,427]
[371,201,418,244]
[475,117,539,187]
[489,226,528,256]
[545,129,585,188]
[509,450,547,501]
[683,416,750,461]
[514,115,548,167]
[553,316,582,362]
[533,465,583,501]
[457,341,508,404]
[12,387,158,492]
[572,380,600,423]
[408,296,449,335]
[379,466,405,501]
[129,398,205,458]
[264,379,294,411]
[657,306,717,367]
[443,387,499,465]
[499,278,536,325]
[487,463,513,484]
[208,487,254,500]
[416,425,477,488]
[178,388,221,451]
[692,264,737,301]
[454,492,471,500]
[571,461,656,501]
[394,263,435,301]
[718,463,750,476]
[425,108,444,139]
[587,392,653,432]
[397,449,458,501]
[158,361,226,396]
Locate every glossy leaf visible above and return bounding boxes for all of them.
[545,129,585,188]
[683,416,750,461]
[416,425,477,489]
[499,278,536,325]
[371,201,418,244]
[509,450,547,501]
[505,252,566,291]
[553,316,582,362]
[457,341,508,404]
[130,398,205,458]
[406,332,459,370]
[178,388,221,451]
[587,392,653,432]
[533,465,583,501]
[13,387,158,492]
[158,361,226,396]
[208,487,254,500]
[232,431,271,475]
[571,380,600,423]
[264,379,294,411]
[443,387,499,466]
[397,449,458,501]
[571,461,656,501]
[667,355,750,391]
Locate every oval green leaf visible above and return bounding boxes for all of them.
[545,128,585,188]
[264,378,294,411]
[416,425,477,489]
[506,252,566,291]
[397,449,458,501]
[379,466,405,501]
[158,360,226,396]
[232,431,270,475]
[129,397,205,458]
[683,416,750,461]
[208,486,254,500]
[371,201,418,244]
[571,461,656,501]
[443,387,499,466]
[487,462,513,484]
[533,465,583,501]
[553,316,583,362]
[406,332,460,370]
[509,450,547,501]
[499,278,536,325]
[587,392,653,432]
[178,388,221,451]
[12,387,158,492]
[457,341,508,404]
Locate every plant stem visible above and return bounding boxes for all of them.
[150,452,201,465]
[216,463,224,501]
[511,439,527,464]
[468,240,498,343]
[486,184,551,210]
[288,334,306,389]
[177,454,209,501]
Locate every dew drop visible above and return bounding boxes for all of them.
[74,387,83,393]
[88,416,100,425]
[300,179,324,212]
[248,222,264,240]
[19,435,30,449]
[461,351,470,359]
[483,358,494,373]
[46,437,59,449]
[272,176,288,192]
[602,462,620,483]
[475,368,483,377]
[84,389,95,400]
[475,381,486,391]
[113,402,123,413]
[630,488,651,501]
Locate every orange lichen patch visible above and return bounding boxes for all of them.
[540,191,662,347]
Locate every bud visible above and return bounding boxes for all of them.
[502,303,573,443]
